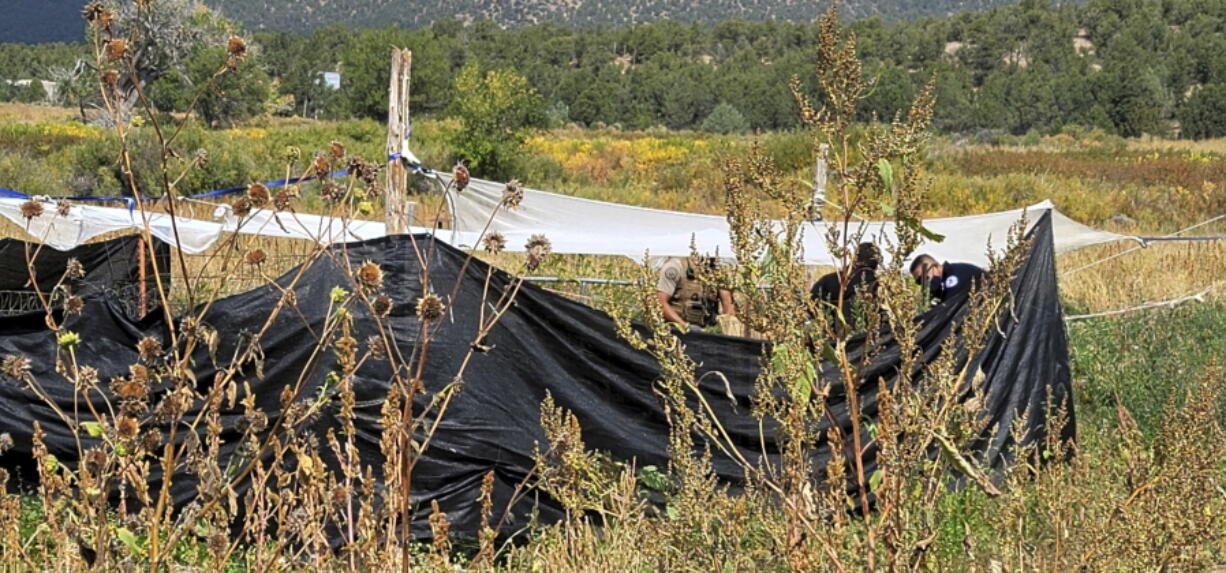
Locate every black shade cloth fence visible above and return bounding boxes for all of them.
[0,212,1072,538]
[0,235,170,317]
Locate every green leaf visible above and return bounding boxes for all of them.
[915,224,946,243]
[868,469,883,492]
[879,201,897,216]
[81,421,102,438]
[877,159,895,194]
[638,465,670,491]
[896,213,946,243]
[665,505,679,520]
[115,526,144,555]
[820,343,839,365]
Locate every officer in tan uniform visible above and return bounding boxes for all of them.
[656,256,738,332]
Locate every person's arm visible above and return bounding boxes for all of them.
[657,290,688,327]
[719,289,736,316]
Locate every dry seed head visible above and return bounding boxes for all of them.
[82,2,106,23]
[525,234,552,271]
[356,260,383,291]
[105,39,128,62]
[273,189,292,210]
[285,146,302,162]
[366,335,387,359]
[83,448,107,475]
[82,3,114,30]
[2,355,32,380]
[128,364,150,383]
[0,432,11,454]
[65,258,85,279]
[416,293,446,321]
[245,249,267,266]
[347,157,377,185]
[372,295,392,316]
[55,199,71,217]
[329,141,346,159]
[453,163,471,192]
[63,296,84,316]
[502,179,524,209]
[237,410,268,434]
[247,183,270,207]
[20,200,43,220]
[141,427,162,451]
[76,365,99,388]
[116,416,139,440]
[112,377,149,401]
[232,197,252,217]
[321,181,344,203]
[100,69,119,88]
[482,232,506,254]
[207,531,228,555]
[226,36,247,60]
[332,485,350,506]
[313,155,331,179]
[136,336,161,362]
[195,148,209,166]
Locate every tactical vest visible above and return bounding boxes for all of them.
[668,261,719,326]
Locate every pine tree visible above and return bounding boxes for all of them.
[701,102,750,134]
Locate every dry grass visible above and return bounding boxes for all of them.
[1060,233,1226,313]
[0,102,78,124]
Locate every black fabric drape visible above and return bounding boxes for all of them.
[0,213,1072,538]
[0,235,170,302]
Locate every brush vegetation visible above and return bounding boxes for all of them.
[0,3,1223,572]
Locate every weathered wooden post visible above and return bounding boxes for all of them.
[385,48,412,234]
[810,142,829,220]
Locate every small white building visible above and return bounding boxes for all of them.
[319,71,341,90]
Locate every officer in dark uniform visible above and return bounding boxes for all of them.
[810,242,880,318]
[909,254,985,302]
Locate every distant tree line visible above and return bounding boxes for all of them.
[6,0,1226,139]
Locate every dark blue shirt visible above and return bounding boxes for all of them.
[935,261,985,301]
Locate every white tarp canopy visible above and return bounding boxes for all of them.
[0,198,450,254]
[446,176,1131,267]
[3,174,1128,267]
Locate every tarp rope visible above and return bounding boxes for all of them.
[1064,213,1226,276]
[1064,278,1226,322]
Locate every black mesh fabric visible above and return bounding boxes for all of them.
[0,213,1072,538]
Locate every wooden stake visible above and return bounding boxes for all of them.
[385,48,412,234]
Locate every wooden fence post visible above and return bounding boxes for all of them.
[385,48,412,234]
[810,143,829,220]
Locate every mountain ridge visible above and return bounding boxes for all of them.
[4,0,1025,43]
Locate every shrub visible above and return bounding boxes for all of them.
[700,102,750,134]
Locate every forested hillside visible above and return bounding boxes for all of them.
[252,0,1226,139]
[3,0,1025,42]
[201,0,1020,34]
[7,0,1226,139]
